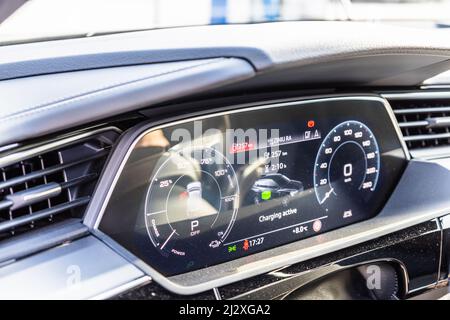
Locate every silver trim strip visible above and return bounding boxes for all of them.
[404,132,450,142]
[213,288,222,300]
[436,218,444,286]
[87,95,414,295]
[421,85,450,90]
[395,107,450,115]
[0,126,121,168]
[0,143,19,154]
[382,91,450,101]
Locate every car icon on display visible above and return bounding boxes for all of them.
[250,173,304,205]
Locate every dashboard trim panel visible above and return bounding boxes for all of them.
[382,91,450,101]
[0,235,145,299]
[84,94,421,295]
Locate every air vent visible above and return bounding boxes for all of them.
[389,98,450,150]
[0,128,120,240]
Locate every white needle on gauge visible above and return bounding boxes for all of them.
[160,229,176,250]
[319,188,334,205]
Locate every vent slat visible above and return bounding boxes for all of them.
[0,128,119,240]
[0,197,90,234]
[2,174,96,212]
[60,173,98,190]
[0,199,13,211]
[398,120,429,128]
[394,106,450,114]
[403,132,450,142]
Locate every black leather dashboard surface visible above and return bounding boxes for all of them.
[0,58,254,146]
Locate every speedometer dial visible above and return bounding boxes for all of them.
[144,146,239,259]
[314,120,380,219]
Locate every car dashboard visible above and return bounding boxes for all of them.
[1,21,450,300]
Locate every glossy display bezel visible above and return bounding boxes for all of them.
[85,95,411,295]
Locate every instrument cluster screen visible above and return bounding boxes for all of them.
[99,97,407,276]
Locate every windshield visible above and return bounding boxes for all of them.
[1,0,450,45]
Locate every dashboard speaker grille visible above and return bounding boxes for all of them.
[389,98,450,150]
[0,128,119,240]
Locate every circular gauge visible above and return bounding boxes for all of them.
[314,120,380,218]
[144,146,239,258]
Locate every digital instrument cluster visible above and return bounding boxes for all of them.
[98,97,407,276]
